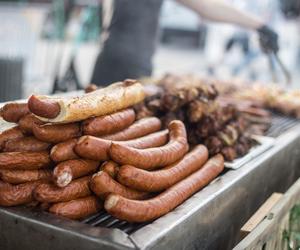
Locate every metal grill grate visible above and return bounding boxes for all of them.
[81,210,148,234]
[266,114,299,138]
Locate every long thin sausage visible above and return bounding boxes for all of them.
[53,159,99,187]
[82,109,135,136]
[34,176,91,203]
[0,103,29,123]
[118,145,208,192]
[3,136,51,152]
[105,154,224,222]
[18,114,44,134]
[75,129,168,161]
[101,117,161,141]
[33,123,81,143]
[50,138,79,162]
[0,151,51,170]
[101,161,119,179]
[109,120,188,170]
[0,169,51,184]
[49,196,103,220]
[0,126,24,151]
[0,180,45,206]
[90,171,149,200]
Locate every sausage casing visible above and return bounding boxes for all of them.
[0,126,24,151]
[118,145,208,192]
[0,169,51,184]
[49,196,103,220]
[90,171,149,200]
[105,154,224,222]
[0,103,29,123]
[0,180,44,206]
[33,123,81,143]
[101,161,119,179]
[18,114,44,134]
[0,151,51,170]
[101,117,161,141]
[75,130,168,161]
[82,109,135,136]
[53,159,99,187]
[109,120,188,169]
[50,138,79,162]
[3,136,51,152]
[34,176,91,203]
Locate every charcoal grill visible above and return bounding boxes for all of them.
[1,113,300,250]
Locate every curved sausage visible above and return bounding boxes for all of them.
[118,145,208,192]
[105,154,224,222]
[109,120,189,170]
[3,136,51,152]
[49,196,103,220]
[0,126,24,151]
[90,171,149,200]
[101,161,119,179]
[53,159,99,187]
[0,151,51,170]
[0,180,45,206]
[0,169,52,184]
[0,103,29,123]
[101,117,161,141]
[28,95,61,119]
[84,84,98,93]
[50,139,79,162]
[82,109,135,136]
[32,123,81,143]
[34,176,91,203]
[18,114,44,134]
[75,130,168,161]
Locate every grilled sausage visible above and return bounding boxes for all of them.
[101,117,161,141]
[32,123,81,143]
[0,169,51,184]
[28,95,61,119]
[105,154,224,222]
[34,176,91,203]
[0,180,45,206]
[3,136,51,152]
[84,84,98,93]
[101,161,119,179]
[118,145,208,192]
[18,114,44,134]
[90,171,149,200]
[75,130,168,161]
[49,196,103,220]
[53,159,99,187]
[0,103,29,123]
[0,151,51,170]
[109,120,188,170]
[0,126,24,151]
[82,109,135,136]
[50,138,79,162]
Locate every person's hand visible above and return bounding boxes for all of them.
[257,25,279,53]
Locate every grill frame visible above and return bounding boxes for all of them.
[1,106,300,249]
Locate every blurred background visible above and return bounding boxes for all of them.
[0,0,299,101]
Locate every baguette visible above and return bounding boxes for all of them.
[28,80,145,123]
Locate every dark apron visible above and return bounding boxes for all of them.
[91,0,163,86]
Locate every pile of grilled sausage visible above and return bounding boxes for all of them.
[0,101,224,223]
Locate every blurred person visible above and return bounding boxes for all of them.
[91,0,279,86]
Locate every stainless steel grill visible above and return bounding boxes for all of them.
[1,114,300,250]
